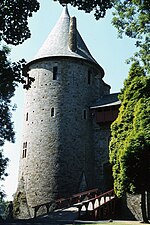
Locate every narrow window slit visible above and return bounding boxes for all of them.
[53,66,58,80]
[51,107,55,117]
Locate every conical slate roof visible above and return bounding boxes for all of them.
[28,6,103,73]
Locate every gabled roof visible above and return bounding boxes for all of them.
[90,93,121,109]
[28,6,104,74]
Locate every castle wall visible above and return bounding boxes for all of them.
[16,57,110,217]
[92,121,113,192]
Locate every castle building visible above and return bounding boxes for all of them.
[14,6,120,218]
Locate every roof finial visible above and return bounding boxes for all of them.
[61,1,67,7]
[62,3,67,7]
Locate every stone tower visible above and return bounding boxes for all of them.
[14,6,110,218]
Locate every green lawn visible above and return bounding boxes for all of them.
[75,221,142,225]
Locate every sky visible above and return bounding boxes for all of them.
[2,0,136,200]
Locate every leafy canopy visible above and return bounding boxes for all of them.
[0,0,39,146]
[0,46,26,147]
[0,0,40,147]
[109,62,150,197]
[54,0,114,19]
[0,0,40,197]
[112,0,150,74]
[0,0,40,45]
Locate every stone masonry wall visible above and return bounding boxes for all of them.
[92,121,112,192]
[117,194,146,221]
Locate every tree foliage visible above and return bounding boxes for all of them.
[0,0,40,198]
[0,46,26,147]
[112,0,150,74]
[0,0,40,146]
[0,151,8,199]
[0,199,9,219]
[109,62,150,195]
[122,98,150,194]
[109,62,150,222]
[0,0,40,45]
[54,0,114,19]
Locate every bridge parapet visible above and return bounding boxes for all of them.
[32,188,99,218]
[74,189,116,220]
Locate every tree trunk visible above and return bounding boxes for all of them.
[141,191,149,223]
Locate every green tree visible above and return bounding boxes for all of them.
[54,0,113,19]
[0,199,8,220]
[0,47,26,198]
[112,0,150,75]
[0,0,39,45]
[0,0,39,198]
[109,62,150,223]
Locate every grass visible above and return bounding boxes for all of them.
[75,221,142,225]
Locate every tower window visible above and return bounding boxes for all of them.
[23,142,27,149]
[53,66,58,80]
[83,110,87,120]
[22,149,27,158]
[26,113,28,121]
[88,69,92,85]
[22,142,27,158]
[51,107,55,117]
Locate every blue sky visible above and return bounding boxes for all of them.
[3,0,136,200]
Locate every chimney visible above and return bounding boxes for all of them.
[69,17,77,52]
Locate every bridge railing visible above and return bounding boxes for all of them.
[32,188,99,218]
[74,189,116,220]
